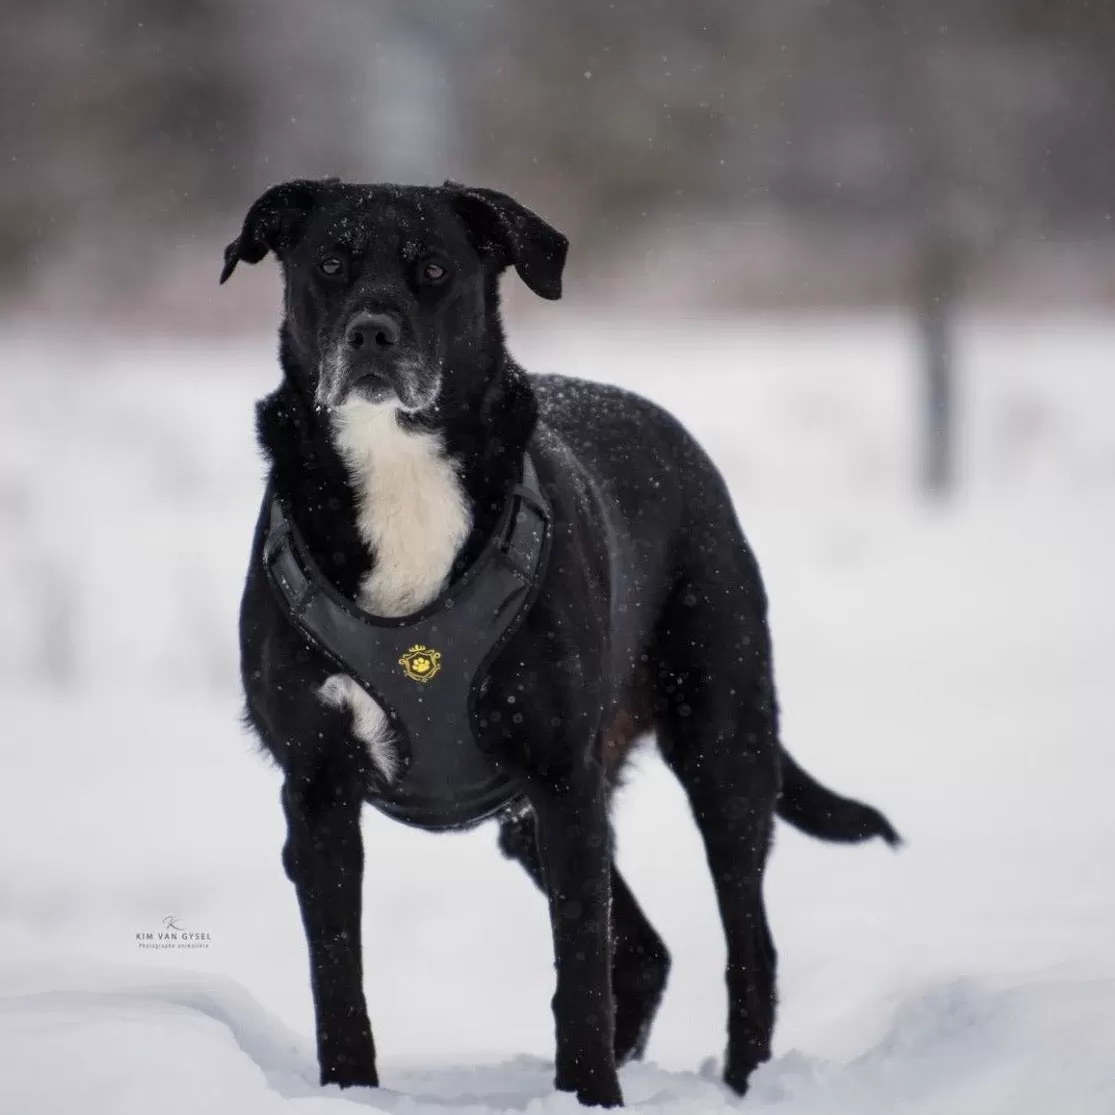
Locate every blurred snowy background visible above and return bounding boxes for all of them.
[1,3,1114,1113]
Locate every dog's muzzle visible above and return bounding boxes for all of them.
[316,312,436,411]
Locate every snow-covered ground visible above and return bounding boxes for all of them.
[1,314,1113,1113]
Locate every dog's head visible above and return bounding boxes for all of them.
[221,179,567,412]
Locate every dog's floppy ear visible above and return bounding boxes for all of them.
[220,178,336,284]
[444,181,568,300]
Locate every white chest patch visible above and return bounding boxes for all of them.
[332,401,472,617]
[316,401,472,783]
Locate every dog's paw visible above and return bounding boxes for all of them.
[555,1065,624,1108]
[322,1070,379,1090]
[723,1056,764,1098]
[320,1052,379,1090]
[574,1082,624,1108]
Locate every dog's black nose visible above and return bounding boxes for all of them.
[346,313,401,351]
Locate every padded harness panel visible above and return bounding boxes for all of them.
[263,456,551,831]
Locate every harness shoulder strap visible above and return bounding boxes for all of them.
[503,454,548,581]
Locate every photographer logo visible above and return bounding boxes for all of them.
[135,915,212,950]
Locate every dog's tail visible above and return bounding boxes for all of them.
[776,747,901,847]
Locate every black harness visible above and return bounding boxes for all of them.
[262,457,551,832]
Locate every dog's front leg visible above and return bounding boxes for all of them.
[281,769,377,1089]
[530,764,622,1108]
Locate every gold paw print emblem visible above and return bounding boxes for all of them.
[399,645,442,683]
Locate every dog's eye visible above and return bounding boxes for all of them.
[319,256,344,277]
[421,261,448,284]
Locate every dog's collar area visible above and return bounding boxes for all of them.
[262,454,551,831]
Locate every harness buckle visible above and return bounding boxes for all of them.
[262,516,290,568]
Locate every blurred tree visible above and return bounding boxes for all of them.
[3,0,1114,444]
[0,0,256,290]
[0,0,442,299]
[460,0,1115,494]
[791,0,1115,496]
[461,0,756,243]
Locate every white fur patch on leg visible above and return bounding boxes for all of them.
[317,674,400,783]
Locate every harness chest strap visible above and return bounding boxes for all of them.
[262,455,551,831]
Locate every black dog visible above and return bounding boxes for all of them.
[224,178,898,1108]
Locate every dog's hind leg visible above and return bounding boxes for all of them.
[607,869,672,1063]
[498,808,671,1064]
[653,590,781,1097]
